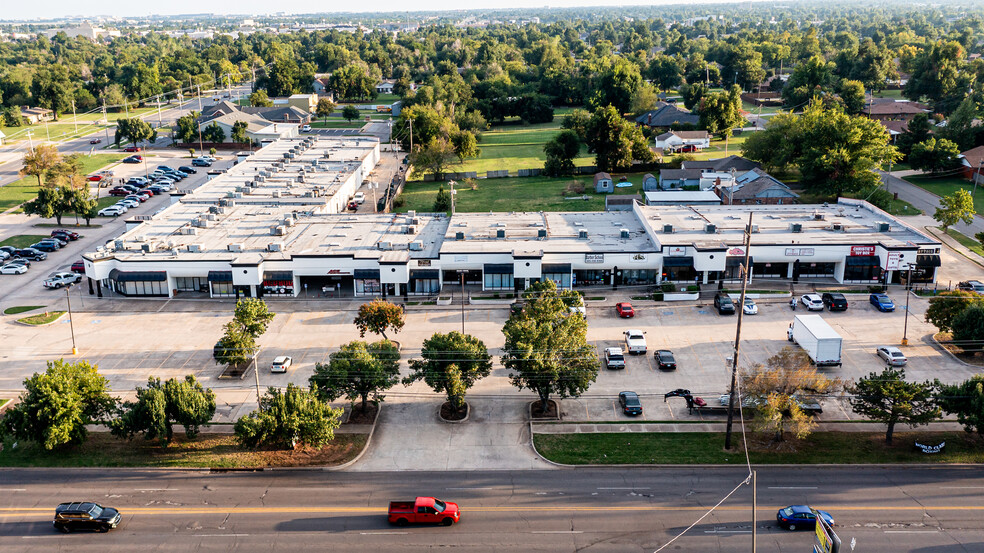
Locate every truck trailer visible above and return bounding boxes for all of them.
[786,314,843,367]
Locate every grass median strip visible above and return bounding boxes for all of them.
[16,311,65,325]
[3,305,45,315]
[534,431,984,465]
[0,235,50,248]
[0,432,368,468]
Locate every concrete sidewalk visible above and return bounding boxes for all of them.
[532,420,967,434]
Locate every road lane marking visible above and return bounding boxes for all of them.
[446,487,493,490]
[360,532,408,535]
[21,536,64,539]
[198,534,251,537]
[884,530,939,534]
[0,488,27,491]
[941,486,984,489]
[135,489,173,491]
[532,531,584,534]
[704,530,751,534]
[597,487,651,490]
[768,486,818,490]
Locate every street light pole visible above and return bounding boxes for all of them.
[902,267,912,346]
[975,159,983,198]
[460,272,466,334]
[66,285,78,355]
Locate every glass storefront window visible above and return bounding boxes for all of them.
[484,273,514,290]
[542,272,572,289]
[409,278,440,295]
[355,279,381,296]
[211,281,235,297]
[621,269,658,285]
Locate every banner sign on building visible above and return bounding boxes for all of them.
[667,246,687,256]
[728,247,745,256]
[785,248,815,256]
[886,252,903,270]
[851,245,876,256]
[584,254,605,264]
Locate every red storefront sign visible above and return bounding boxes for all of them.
[851,246,875,257]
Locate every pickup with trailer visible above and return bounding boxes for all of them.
[388,497,460,526]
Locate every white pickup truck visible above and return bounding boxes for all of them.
[623,329,647,354]
[43,272,82,289]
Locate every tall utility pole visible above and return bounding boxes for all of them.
[71,100,78,133]
[902,266,912,346]
[408,118,413,152]
[724,211,754,450]
[156,95,163,128]
[752,470,757,553]
[975,159,983,198]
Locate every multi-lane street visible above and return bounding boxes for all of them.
[0,467,981,552]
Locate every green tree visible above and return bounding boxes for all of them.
[543,129,582,177]
[909,138,961,174]
[838,80,866,115]
[433,184,452,212]
[502,280,599,412]
[267,55,300,97]
[213,299,275,368]
[404,332,493,415]
[585,104,654,172]
[0,359,115,450]
[23,181,76,225]
[450,130,480,162]
[925,291,983,333]
[698,85,744,140]
[976,231,984,247]
[310,340,401,412]
[409,137,458,179]
[174,112,199,144]
[202,121,225,143]
[896,113,933,157]
[936,375,984,435]
[782,55,836,108]
[679,82,707,111]
[19,144,61,187]
[67,182,98,226]
[114,117,155,147]
[353,298,405,340]
[30,63,73,119]
[850,367,940,444]
[938,96,978,150]
[316,97,336,124]
[111,375,216,447]
[342,105,361,123]
[234,384,342,449]
[231,120,248,144]
[249,90,273,107]
[904,40,965,110]
[951,304,984,344]
[562,108,591,141]
[587,56,643,114]
[934,189,976,232]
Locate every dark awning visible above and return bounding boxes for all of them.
[847,255,881,267]
[410,270,440,279]
[109,269,166,282]
[542,263,572,273]
[354,269,380,279]
[207,270,233,282]
[731,257,755,266]
[263,271,293,281]
[662,256,694,267]
[916,254,941,267]
[484,263,514,274]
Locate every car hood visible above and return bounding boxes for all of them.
[444,502,460,516]
[97,507,120,521]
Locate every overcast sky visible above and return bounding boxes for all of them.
[5,0,740,22]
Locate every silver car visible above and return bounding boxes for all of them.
[877,346,907,366]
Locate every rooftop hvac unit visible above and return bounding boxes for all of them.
[297,175,305,183]
[409,241,423,251]
[272,190,282,198]
[270,225,287,236]
[187,244,203,253]
[455,231,465,240]
[378,241,392,250]
[141,243,152,253]
[705,224,716,234]
[284,217,296,227]
[226,242,244,253]
[267,242,283,252]
[537,229,547,238]
[407,226,417,235]
[408,210,416,217]
[620,228,630,239]
[209,206,219,214]
[180,227,198,235]
[283,153,291,159]
[578,229,588,239]
[205,213,217,221]
[831,223,843,231]
[877,222,890,232]
[411,217,421,226]
[496,229,506,238]
[791,223,803,233]
[663,224,674,234]
[814,212,825,221]
[751,224,760,233]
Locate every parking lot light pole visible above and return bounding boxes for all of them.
[458,270,468,334]
[902,267,912,346]
[66,285,78,355]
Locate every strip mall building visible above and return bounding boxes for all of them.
[83,137,942,299]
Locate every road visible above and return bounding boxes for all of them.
[879,170,984,236]
[0,467,980,552]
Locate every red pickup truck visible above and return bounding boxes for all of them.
[388,497,460,526]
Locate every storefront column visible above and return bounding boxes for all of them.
[87,277,94,295]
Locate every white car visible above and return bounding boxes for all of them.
[877,346,907,366]
[801,294,824,311]
[301,124,312,132]
[98,205,126,216]
[43,272,82,289]
[742,297,758,315]
[118,198,139,208]
[1,263,28,275]
[623,329,647,354]
[353,192,366,204]
[271,356,293,373]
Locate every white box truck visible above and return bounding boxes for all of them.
[786,315,842,367]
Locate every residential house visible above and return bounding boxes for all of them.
[594,172,614,193]
[682,155,760,173]
[634,104,700,128]
[715,168,799,205]
[878,120,910,144]
[376,80,396,94]
[653,130,711,152]
[658,168,703,189]
[313,77,332,96]
[201,101,311,126]
[20,106,54,124]
[203,112,299,144]
[958,145,984,181]
[286,94,318,114]
[864,98,929,122]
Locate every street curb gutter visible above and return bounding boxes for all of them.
[322,403,380,472]
[931,333,983,368]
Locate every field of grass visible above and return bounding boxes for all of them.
[0,234,49,248]
[397,171,653,213]
[945,228,984,258]
[3,305,44,315]
[458,123,595,175]
[0,107,159,144]
[0,432,368,468]
[17,311,65,325]
[534,431,984,465]
[0,153,124,211]
[903,174,984,214]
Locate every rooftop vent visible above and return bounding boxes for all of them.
[791,223,803,233]
[705,224,717,234]
[455,231,465,240]
[620,228,630,239]
[267,242,283,252]
[407,226,417,235]
[270,225,287,236]
[378,241,392,250]
[663,224,673,234]
[496,229,506,238]
[877,222,890,232]
[578,229,588,239]
[228,243,243,252]
[831,223,843,232]
[409,241,423,251]
[187,244,203,253]
[814,212,825,221]
[537,229,547,238]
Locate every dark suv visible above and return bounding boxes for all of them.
[13,248,46,261]
[53,502,121,533]
[821,292,849,311]
[713,292,736,315]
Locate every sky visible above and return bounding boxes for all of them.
[4,0,744,22]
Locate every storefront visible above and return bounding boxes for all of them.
[175,276,208,293]
[262,271,295,296]
[794,260,835,280]
[109,269,168,297]
[574,268,610,287]
[910,252,942,283]
[408,269,440,295]
[621,268,659,285]
[843,255,881,282]
[207,271,235,297]
[354,269,381,297]
[541,263,572,289]
[752,261,787,279]
[661,256,696,282]
[483,264,514,291]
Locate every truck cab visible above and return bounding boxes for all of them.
[388,497,460,526]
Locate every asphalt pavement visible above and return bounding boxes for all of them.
[0,467,980,552]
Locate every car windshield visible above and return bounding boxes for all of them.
[433,500,446,512]
[781,507,794,516]
[87,505,103,517]
[891,352,905,358]
[661,353,675,363]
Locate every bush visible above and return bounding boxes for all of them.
[686,285,700,292]
[393,196,405,208]
[661,282,677,292]
[564,180,585,194]
[652,292,665,301]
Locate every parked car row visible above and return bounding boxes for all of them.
[100,165,194,217]
[1,229,86,281]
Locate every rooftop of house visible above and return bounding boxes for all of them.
[682,155,761,173]
[656,130,710,140]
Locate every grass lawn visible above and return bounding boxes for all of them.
[0,432,368,468]
[459,125,595,175]
[376,93,401,103]
[872,89,904,99]
[0,108,158,144]
[0,399,8,409]
[534,431,984,465]
[903,173,984,214]
[95,196,122,210]
[944,228,984,257]
[0,153,124,211]
[0,234,49,248]
[3,305,45,315]
[397,171,653,213]
[17,311,65,325]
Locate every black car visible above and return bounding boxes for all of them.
[618,391,643,416]
[41,236,67,247]
[178,166,198,174]
[6,257,31,268]
[15,248,47,260]
[0,246,16,256]
[713,292,736,315]
[821,292,849,311]
[122,156,141,164]
[31,242,58,253]
[53,502,121,533]
[654,350,677,371]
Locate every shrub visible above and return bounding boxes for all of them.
[564,180,585,194]
[686,285,700,292]
[652,292,664,301]
[661,282,677,292]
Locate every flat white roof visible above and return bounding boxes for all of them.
[643,191,722,204]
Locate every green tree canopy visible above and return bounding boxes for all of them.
[310,340,401,412]
[0,359,115,450]
[936,374,984,435]
[543,129,582,177]
[213,299,275,367]
[850,367,940,444]
[782,55,837,108]
[111,375,216,447]
[342,105,361,122]
[896,113,933,157]
[19,144,61,187]
[235,384,342,449]
[909,138,961,174]
[433,184,452,213]
[316,97,336,123]
[585,104,655,172]
[951,304,984,344]
[934,189,976,232]
[404,332,493,415]
[354,298,406,341]
[231,120,249,144]
[249,90,273,107]
[698,85,744,139]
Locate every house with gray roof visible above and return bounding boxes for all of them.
[634,104,700,128]
[716,168,799,205]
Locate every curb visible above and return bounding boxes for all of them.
[931,333,984,368]
[439,402,469,424]
[12,312,67,327]
[923,226,984,270]
[324,403,381,472]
